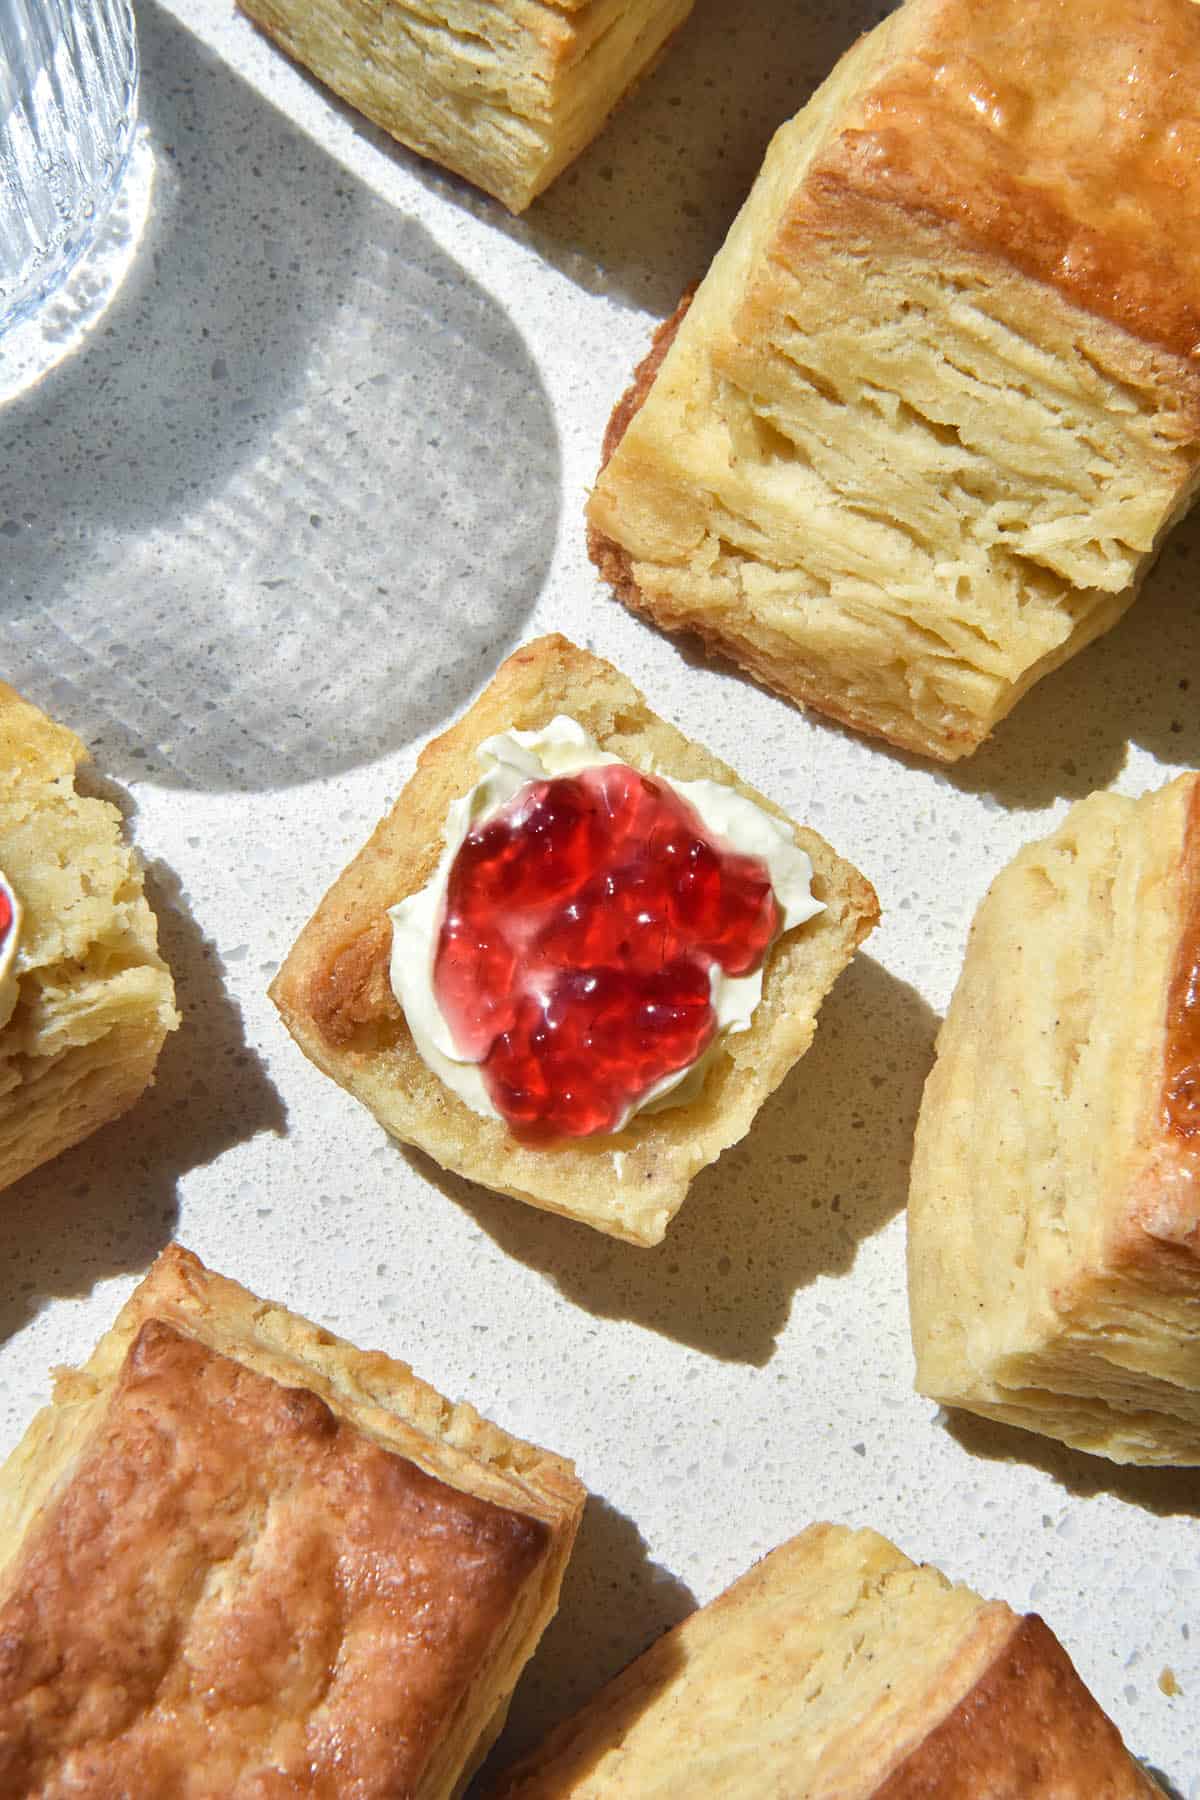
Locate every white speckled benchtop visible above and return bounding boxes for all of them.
[0,1,1196,1791]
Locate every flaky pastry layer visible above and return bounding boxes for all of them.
[237,0,694,212]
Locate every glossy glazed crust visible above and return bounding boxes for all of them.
[0,1322,549,1797]
[237,0,694,212]
[0,682,178,1194]
[908,774,1200,1464]
[269,634,879,1246]
[823,0,1200,362]
[0,1246,585,1800]
[490,1525,1159,1797]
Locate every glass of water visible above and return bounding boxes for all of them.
[0,0,138,332]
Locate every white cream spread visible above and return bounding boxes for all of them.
[389,717,823,1131]
[0,870,23,1034]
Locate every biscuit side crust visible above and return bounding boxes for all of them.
[907,773,1200,1464]
[237,0,695,212]
[588,289,692,609]
[489,1523,1160,1796]
[0,682,179,1194]
[0,1245,585,1800]
[586,0,1200,760]
[874,1614,1164,1800]
[269,634,879,1246]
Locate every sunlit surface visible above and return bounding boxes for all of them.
[0,125,154,407]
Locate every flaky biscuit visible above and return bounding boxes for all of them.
[589,0,1200,760]
[238,0,694,213]
[0,1245,585,1798]
[908,773,1200,1464]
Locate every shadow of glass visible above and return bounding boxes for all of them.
[943,1410,1200,1521]
[406,954,935,1365]
[472,1492,695,1790]
[0,1,558,792]
[0,850,286,1347]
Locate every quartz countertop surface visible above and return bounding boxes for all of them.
[0,0,1197,1789]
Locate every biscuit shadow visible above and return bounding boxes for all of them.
[471,1492,695,1790]
[0,0,557,792]
[942,1411,1200,1521]
[1142,1769,1185,1800]
[411,954,935,1365]
[0,853,286,1347]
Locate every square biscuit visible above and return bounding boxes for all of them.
[490,1523,1162,1796]
[237,0,695,213]
[0,682,178,1195]
[0,1244,585,1799]
[589,0,1200,760]
[908,773,1200,1465]
[270,634,878,1246]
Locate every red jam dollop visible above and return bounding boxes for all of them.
[433,764,781,1141]
[0,882,13,954]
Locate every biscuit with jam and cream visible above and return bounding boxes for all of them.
[270,634,878,1246]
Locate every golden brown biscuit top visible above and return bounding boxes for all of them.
[823,0,1200,357]
[876,1614,1163,1797]
[0,1319,549,1799]
[1165,777,1200,1147]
